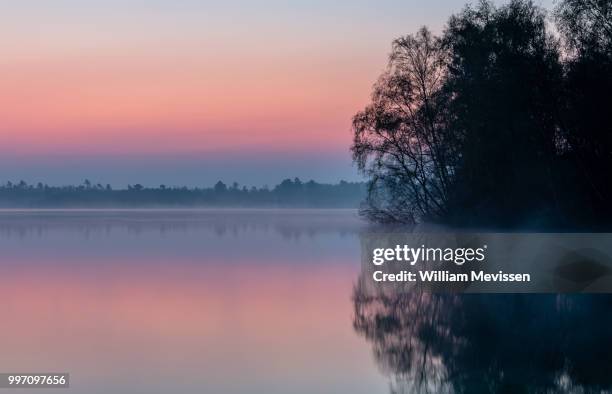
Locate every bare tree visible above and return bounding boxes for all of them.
[352,27,454,224]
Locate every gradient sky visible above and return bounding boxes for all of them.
[0,0,554,187]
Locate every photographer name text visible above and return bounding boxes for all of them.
[372,245,531,283]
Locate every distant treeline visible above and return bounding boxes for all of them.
[0,179,366,208]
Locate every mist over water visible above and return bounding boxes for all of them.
[0,210,610,394]
[0,210,384,394]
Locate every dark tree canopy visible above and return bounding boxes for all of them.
[442,0,564,226]
[556,0,612,224]
[352,27,455,223]
[352,0,612,228]
[555,0,612,55]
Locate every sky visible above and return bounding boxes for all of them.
[0,0,554,187]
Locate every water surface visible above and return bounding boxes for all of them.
[1,210,611,394]
[0,209,384,394]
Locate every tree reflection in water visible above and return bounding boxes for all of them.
[353,280,612,393]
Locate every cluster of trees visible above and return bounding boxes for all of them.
[0,178,366,208]
[352,0,612,228]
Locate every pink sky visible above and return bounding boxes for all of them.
[1,45,372,155]
[1,1,550,185]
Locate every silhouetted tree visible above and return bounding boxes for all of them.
[442,0,564,226]
[556,0,612,55]
[0,180,366,208]
[352,27,454,224]
[352,0,611,228]
[555,0,612,223]
[214,181,227,193]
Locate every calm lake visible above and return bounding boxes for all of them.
[0,210,610,394]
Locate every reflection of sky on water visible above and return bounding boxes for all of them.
[0,210,365,265]
[2,210,610,394]
[0,210,386,394]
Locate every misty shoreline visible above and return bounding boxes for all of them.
[0,179,366,209]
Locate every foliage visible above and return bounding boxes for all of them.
[0,179,366,208]
[352,0,612,228]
